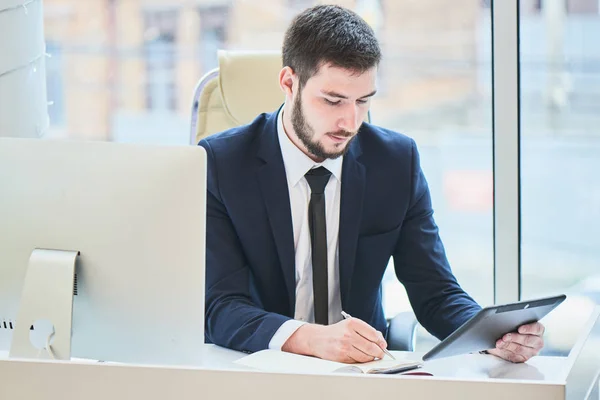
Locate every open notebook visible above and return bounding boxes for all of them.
[234,349,424,375]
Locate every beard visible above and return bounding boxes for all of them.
[290,89,357,161]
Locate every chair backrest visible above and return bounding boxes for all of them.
[189,50,373,145]
[190,50,285,145]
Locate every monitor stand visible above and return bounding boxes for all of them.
[9,249,78,360]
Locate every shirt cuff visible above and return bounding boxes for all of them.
[268,319,307,350]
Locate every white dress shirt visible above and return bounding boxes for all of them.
[268,107,344,350]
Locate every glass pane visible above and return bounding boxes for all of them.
[520,0,600,357]
[43,0,494,350]
[377,1,493,351]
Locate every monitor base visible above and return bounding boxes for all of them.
[10,249,78,360]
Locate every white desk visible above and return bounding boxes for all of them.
[0,345,590,400]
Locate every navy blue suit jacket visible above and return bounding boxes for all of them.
[198,110,481,353]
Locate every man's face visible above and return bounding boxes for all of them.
[289,64,377,161]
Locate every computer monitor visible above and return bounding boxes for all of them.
[0,137,207,366]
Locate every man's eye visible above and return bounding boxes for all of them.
[357,99,368,105]
[324,99,341,106]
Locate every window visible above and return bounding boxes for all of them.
[45,41,65,128]
[567,0,599,14]
[372,0,493,350]
[520,0,600,356]
[198,6,230,72]
[288,0,314,11]
[143,9,178,111]
[42,2,494,337]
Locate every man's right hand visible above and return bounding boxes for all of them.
[281,318,388,363]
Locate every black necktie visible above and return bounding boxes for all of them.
[304,166,332,325]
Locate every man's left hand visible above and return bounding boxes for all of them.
[487,322,545,363]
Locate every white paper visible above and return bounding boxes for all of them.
[234,350,422,375]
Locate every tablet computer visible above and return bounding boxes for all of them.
[422,294,566,361]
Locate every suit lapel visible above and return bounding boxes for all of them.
[339,138,365,310]
[256,111,296,315]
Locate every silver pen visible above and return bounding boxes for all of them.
[341,311,396,360]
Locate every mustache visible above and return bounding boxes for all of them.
[326,130,356,138]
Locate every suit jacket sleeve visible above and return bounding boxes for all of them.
[199,139,290,353]
[393,139,482,340]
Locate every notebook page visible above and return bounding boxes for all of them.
[234,350,361,374]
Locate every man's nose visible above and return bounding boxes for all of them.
[338,104,361,133]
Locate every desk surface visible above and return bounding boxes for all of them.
[0,344,569,381]
[0,345,591,400]
[188,345,568,382]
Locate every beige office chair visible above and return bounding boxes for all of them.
[190,50,285,145]
[190,50,377,144]
[189,50,419,351]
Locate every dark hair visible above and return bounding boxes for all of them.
[282,5,381,87]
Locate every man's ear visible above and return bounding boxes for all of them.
[279,66,296,101]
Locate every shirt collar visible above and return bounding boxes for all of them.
[276,106,343,188]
